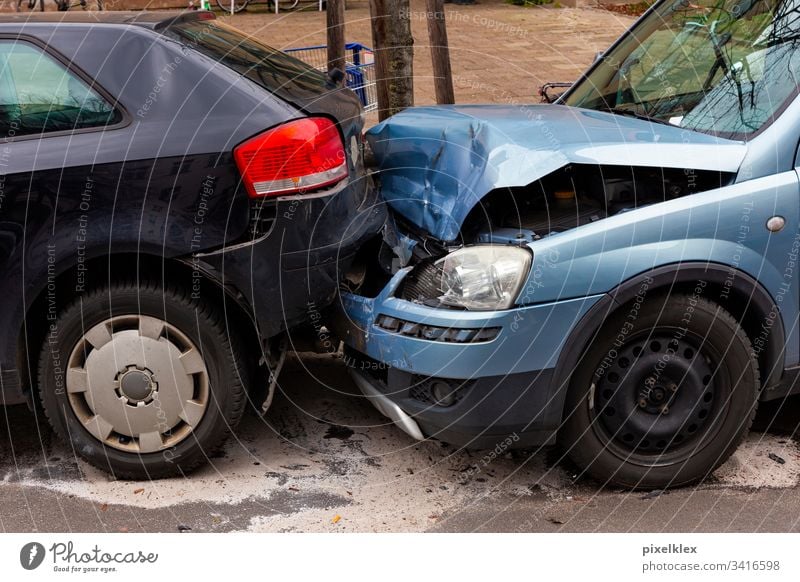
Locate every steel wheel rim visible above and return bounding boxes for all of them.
[589,327,728,466]
[66,315,210,453]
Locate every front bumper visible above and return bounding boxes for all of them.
[334,268,603,447]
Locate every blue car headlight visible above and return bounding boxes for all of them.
[436,245,532,311]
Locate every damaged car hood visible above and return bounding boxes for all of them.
[366,104,747,241]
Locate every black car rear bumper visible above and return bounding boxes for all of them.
[198,179,386,340]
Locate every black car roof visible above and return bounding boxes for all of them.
[0,10,214,30]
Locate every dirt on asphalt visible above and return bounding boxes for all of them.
[2,354,800,533]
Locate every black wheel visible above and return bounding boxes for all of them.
[38,281,248,480]
[561,293,759,489]
[215,0,249,12]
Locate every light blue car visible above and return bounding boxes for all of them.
[334,0,800,488]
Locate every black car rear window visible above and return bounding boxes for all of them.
[166,20,329,106]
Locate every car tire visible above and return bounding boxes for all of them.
[560,293,759,489]
[38,280,248,480]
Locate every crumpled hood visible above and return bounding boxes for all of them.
[366,104,747,241]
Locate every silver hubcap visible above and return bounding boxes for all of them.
[66,315,210,453]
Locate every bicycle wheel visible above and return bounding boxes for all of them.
[269,0,302,11]
[216,0,250,12]
[17,0,44,11]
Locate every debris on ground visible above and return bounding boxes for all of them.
[640,490,665,500]
[769,453,786,465]
[324,425,354,440]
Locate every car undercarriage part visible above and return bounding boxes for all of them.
[349,369,424,441]
[260,336,287,416]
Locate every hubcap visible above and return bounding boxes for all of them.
[117,367,157,404]
[66,315,210,453]
[592,332,719,457]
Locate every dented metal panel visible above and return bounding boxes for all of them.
[366,104,747,241]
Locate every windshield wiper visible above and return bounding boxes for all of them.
[602,106,673,126]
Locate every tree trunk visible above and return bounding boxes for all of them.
[425,0,454,104]
[326,0,346,80]
[369,0,414,121]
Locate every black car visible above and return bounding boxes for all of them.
[0,11,384,478]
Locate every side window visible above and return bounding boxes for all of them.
[0,40,121,139]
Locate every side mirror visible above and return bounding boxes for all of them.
[538,82,574,104]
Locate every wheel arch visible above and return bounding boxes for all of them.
[550,261,785,426]
[18,252,262,399]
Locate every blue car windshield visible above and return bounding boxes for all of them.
[563,0,800,137]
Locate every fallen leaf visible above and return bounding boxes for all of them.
[288,486,299,492]
[332,514,342,524]
[99,503,108,512]
[133,488,144,495]
[547,517,564,525]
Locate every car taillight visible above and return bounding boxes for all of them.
[234,117,348,198]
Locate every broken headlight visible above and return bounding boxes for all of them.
[436,245,532,311]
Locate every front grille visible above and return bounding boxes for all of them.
[375,314,500,343]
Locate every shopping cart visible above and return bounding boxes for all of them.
[284,43,377,111]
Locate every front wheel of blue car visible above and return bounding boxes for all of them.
[561,294,759,490]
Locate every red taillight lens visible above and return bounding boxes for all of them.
[234,117,348,198]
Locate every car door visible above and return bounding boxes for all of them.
[0,37,122,404]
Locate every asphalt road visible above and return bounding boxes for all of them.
[2,354,800,533]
